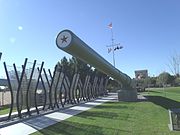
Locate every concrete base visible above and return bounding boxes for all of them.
[117,89,137,102]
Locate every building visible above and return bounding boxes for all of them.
[135,70,148,80]
[134,70,148,92]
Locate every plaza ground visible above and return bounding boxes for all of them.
[32,87,180,135]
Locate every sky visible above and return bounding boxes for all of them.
[0,0,180,78]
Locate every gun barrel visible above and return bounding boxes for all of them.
[56,30,132,88]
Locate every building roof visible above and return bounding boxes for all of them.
[0,79,8,86]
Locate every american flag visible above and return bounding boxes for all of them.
[108,22,112,29]
[108,48,112,53]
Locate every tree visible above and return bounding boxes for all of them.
[74,57,92,78]
[59,56,74,79]
[168,52,180,77]
[58,56,93,80]
[174,77,180,86]
[149,77,157,87]
[157,72,174,87]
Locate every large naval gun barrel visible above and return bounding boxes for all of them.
[56,29,132,88]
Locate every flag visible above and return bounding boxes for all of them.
[119,46,123,49]
[108,22,112,29]
[108,48,112,53]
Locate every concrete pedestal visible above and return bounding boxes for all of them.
[117,89,137,102]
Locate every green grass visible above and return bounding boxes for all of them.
[31,87,179,135]
[0,105,11,115]
[144,87,180,102]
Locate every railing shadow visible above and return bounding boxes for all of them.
[36,120,130,135]
[77,111,118,120]
[144,96,180,110]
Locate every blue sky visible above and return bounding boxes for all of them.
[0,0,180,78]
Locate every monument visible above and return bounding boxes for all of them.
[56,29,137,101]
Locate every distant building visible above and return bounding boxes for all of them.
[0,79,8,87]
[135,70,148,80]
[134,70,148,92]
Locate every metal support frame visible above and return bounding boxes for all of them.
[1,56,111,123]
[34,62,44,114]
[16,58,28,118]
[48,68,56,109]
[58,72,66,107]
[54,66,62,108]
[26,60,37,115]
[3,62,14,120]
[38,68,47,110]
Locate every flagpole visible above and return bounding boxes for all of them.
[110,28,116,67]
[107,23,123,68]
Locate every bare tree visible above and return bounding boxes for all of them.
[168,52,180,76]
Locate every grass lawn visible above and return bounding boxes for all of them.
[32,87,180,135]
[0,105,11,115]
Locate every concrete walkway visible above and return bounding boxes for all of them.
[0,93,118,135]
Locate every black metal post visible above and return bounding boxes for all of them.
[3,62,14,120]
[26,60,36,115]
[16,58,28,118]
[34,62,44,114]
[38,68,47,110]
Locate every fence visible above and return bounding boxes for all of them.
[0,58,108,123]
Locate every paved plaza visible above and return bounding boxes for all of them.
[0,93,118,135]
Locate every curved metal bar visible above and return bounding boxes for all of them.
[26,60,36,115]
[56,64,65,107]
[75,74,82,103]
[86,75,91,100]
[54,68,61,109]
[38,68,47,110]
[48,68,56,110]
[43,68,51,107]
[82,75,88,101]
[69,73,78,104]
[104,77,109,95]
[73,73,80,103]
[16,58,28,118]
[34,62,44,114]
[3,62,14,120]
[78,79,84,101]
[95,77,100,98]
[88,82,92,99]
[63,75,70,104]
[58,72,66,107]
[43,68,51,87]
[89,75,95,99]
[59,84,65,107]
[13,64,20,83]
[99,77,104,96]
[63,83,67,106]
[78,78,83,102]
